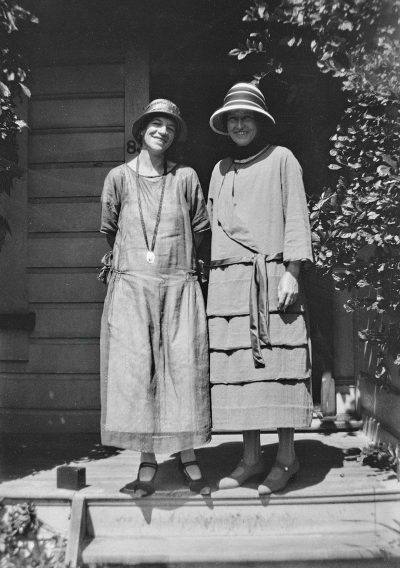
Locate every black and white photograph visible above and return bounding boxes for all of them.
[0,1,399,566]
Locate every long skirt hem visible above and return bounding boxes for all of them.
[101,428,211,454]
[211,380,313,431]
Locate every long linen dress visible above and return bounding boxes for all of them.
[207,145,314,430]
[100,163,211,453]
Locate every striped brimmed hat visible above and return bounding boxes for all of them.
[209,82,275,135]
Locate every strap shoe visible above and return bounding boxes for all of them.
[258,457,299,495]
[218,457,265,490]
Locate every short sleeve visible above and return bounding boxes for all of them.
[100,168,122,235]
[207,163,219,228]
[187,169,210,233]
[207,160,228,228]
[281,150,314,264]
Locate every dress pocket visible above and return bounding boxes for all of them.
[105,272,120,326]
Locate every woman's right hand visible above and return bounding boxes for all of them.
[277,261,300,311]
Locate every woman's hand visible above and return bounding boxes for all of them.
[277,261,301,311]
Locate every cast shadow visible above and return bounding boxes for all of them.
[194,437,345,494]
[118,453,215,523]
[120,437,345,522]
[0,433,120,482]
[129,436,344,499]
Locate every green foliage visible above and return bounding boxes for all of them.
[0,1,37,251]
[231,1,400,380]
[0,500,67,567]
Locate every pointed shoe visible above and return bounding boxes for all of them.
[218,458,265,490]
[179,459,211,495]
[120,461,158,498]
[258,458,299,495]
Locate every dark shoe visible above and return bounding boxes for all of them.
[178,459,211,495]
[258,458,299,495]
[218,458,265,490]
[120,461,158,497]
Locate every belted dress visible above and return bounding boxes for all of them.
[100,163,211,453]
[207,145,314,430]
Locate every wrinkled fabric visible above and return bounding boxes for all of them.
[208,145,314,264]
[100,164,211,453]
[207,145,313,430]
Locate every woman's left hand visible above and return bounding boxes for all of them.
[277,261,301,311]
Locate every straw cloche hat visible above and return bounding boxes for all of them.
[132,99,187,144]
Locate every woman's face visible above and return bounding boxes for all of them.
[226,110,258,146]
[141,115,177,154]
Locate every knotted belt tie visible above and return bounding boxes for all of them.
[210,253,281,368]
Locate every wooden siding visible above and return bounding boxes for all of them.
[32,304,102,338]
[30,97,124,130]
[31,64,125,95]
[29,131,124,164]
[28,273,105,303]
[29,202,100,233]
[29,167,111,199]
[0,44,149,432]
[28,235,104,268]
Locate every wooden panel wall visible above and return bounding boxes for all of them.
[357,308,400,444]
[0,98,30,363]
[0,47,149,432]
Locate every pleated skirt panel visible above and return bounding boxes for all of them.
[211,380,313,431]
[208,261,313,431]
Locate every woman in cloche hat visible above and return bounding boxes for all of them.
[99,99,211,497]
[207,82,313,494]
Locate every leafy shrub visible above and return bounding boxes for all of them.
[0,500,67,567]
[231,0,400,381]
[0,1,37,251]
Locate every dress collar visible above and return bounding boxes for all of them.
[233,144,271,165]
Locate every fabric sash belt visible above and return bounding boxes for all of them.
[209,253,282,368]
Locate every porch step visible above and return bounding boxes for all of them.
[79,490,400,567]
[82,532,400,567]
[2,431,399,567]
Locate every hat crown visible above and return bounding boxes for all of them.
[143,98,182,119]
[209,82,275,136]
[224,83,267,111]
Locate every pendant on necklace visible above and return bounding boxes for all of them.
[146,251,155,264]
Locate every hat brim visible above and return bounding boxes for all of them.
[132,111,187,144]
[209,104,275,136]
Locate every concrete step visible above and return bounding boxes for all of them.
[84,492,400,538]
[82,532,400,567]
[3,431,399,567]
[79,490,400,567]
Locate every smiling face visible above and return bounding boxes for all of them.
[226,110,258,146]
[141,115,177,155]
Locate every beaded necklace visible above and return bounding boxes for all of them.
[135,154,167,264]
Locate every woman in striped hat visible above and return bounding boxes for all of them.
[207,82,313,494]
